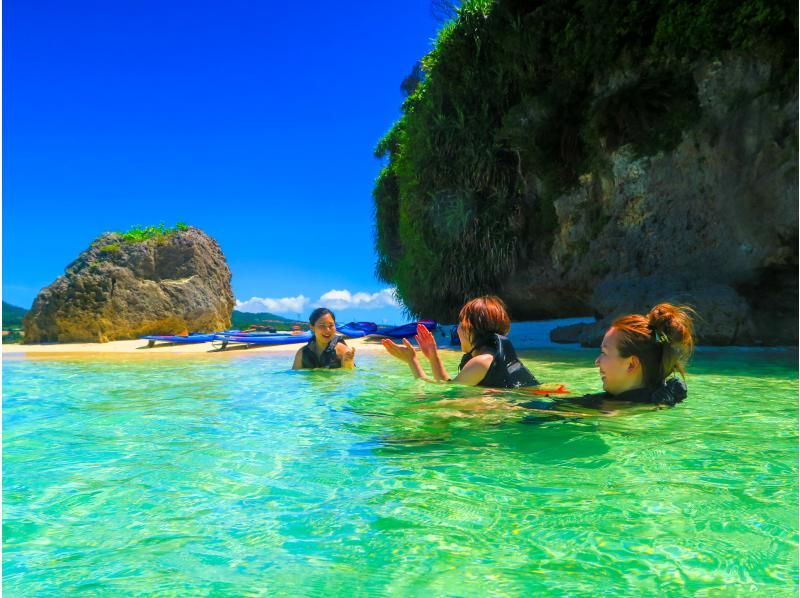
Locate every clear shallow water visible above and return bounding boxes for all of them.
[3,348,798,596]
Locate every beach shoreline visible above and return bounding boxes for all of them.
[1,336,464,359]
[1,318,597,359]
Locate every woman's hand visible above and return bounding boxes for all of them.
[341,346,356,369]
[381,337,418,364]
[416,323,452,381]
[415,323,438,361]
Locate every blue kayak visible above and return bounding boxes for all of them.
[226,322,377,339]
[213,332,313,348]
[336,322,378,338]
[225,331,297,337]
[449,326,460,346]
[211,322,380,349]
[321,322,379,337]
[142,333,217,346]
[372,320,436,339]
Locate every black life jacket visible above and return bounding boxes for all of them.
[301,334,346,369]
[569,377,688,408]
[459,334,539,389]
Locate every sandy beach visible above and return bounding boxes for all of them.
[1,335,459,358]
[1,320,592,358]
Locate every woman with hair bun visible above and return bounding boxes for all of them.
[587,303,695,407]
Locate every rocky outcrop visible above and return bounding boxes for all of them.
[373,0,795,346]
[504,56,797,346]
[24,227,234,343]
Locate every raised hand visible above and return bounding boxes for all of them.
[342,346,356,368]
[415,323,438,360]
[381,337,418,364]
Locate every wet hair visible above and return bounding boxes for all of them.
[459,295,511,346]
[611,303,695,388]
[309,307,335,326]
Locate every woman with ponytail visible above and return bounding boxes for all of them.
[588,303,695,407]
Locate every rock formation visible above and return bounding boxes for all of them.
[372,1,796,346]
[505,57,797,346]
[24,227,234,343]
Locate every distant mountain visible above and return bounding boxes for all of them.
[231,310,305,330]
[3,302,28,328]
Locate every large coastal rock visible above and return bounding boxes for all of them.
[503,56,797,346]
[24,227,234,343]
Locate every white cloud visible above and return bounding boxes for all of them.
[317,288,400,310]
[235,288,402,315]
[235,295,310,314]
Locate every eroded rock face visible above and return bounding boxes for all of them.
[504,56,798,346]
[24,227,234,343]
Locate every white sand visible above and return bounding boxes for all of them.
[2,335,402,359]
[2,318,595,360]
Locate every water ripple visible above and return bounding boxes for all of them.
[3,350,797,595]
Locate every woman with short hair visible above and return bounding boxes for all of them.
[382,295,539,388]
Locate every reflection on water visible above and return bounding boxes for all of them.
[3,349,798,595]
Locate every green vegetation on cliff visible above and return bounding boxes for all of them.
[92,223,191,254]
[373,0,796,320]
[114,222,190,244]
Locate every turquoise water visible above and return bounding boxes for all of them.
[3,348,798,595]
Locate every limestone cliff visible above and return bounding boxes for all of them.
[24,227,234,343]
[373,1,797,346]
[506,57,797,346]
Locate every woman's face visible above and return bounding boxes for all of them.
[595,328,636,395]
[457,321,472,353]
[311,313,336,344]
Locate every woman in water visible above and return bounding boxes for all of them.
[292,308,356,370]
[382,295,539,388]
[575,303,695,408]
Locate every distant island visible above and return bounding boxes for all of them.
[230,310,307,331]
[2,302,27,343]
[3,301,27,327]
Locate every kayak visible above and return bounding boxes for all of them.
[371,320,436,339]
[213,332,313,346]
[339,324,374,337]
[224,322,377,339]
[142,333,217,346]
[337,322,378,338]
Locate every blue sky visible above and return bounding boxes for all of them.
[3,1,442,323]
